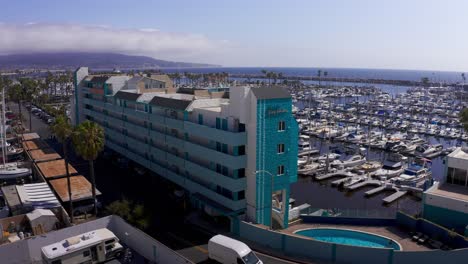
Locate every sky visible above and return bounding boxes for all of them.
[1,0,468,71]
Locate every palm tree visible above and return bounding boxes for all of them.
[72,120,105,216]
[459,108,468,133]
[7,83,23,123]
[261,69,269,85]
[271,72,278,85]
[50,115,74,222]
[317,70,322,87]
[421,77,430,88]
[324,71,329,87]
[19,78,38,132]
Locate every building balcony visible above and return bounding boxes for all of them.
[184,122,247,146]
[184,141,246,170]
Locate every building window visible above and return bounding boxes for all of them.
[222,143,228,154]
[278,121,286,131]
[222,166,229,176]
[277,144,285,154]
[277,165,285,176]
[238,145,245,155]
[238,123,246,132]
[448,167,467,187]
[222,119,228,131]
[237,168,245,178]
[238,191,245,200]
[198,114,203,125]
[83,251,90,257]
[216,118,221,129]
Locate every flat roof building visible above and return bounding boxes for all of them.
[423,147,468,233]
[72,67,298,229]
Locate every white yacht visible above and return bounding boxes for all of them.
[314,153,341,162]
[373,153,407,179]
[0,90,31,180]
[331,155,366,169]
[415,144,443,158]
[391,164,431,187]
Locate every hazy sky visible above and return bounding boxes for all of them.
[1,0,468,71]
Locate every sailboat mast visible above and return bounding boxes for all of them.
[1,88,6,167]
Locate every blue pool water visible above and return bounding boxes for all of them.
[295,228,401,250]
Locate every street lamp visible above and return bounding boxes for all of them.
[254,170,276,230]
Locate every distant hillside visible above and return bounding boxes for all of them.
[0,52,220,70]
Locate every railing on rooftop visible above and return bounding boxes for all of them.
[301,207,397,219]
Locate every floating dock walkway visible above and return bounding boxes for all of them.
[383,191,408,204]
[346,180,382,191]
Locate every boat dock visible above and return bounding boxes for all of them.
[383,191,408,204]
[346,179,381,191]
[331,177,352,186]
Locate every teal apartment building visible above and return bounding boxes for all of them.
[72,67,298,228]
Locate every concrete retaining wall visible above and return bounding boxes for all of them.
[301,215,396,226]
[0,215,192,264]
[238,221,468,264]
[396,211,468,248]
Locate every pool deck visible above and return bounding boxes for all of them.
[285,223,431,251]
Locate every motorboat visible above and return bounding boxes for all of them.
[415,144,443,158]
[373,153,407,179]
[298,162,324,175]
[314,153,341,162]
[354,161,382,173]
[391,164,431,187]
[342,175,367,188]
[0,163,31,179]
[331,155,366,168]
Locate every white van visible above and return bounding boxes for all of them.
[208,235,262,264]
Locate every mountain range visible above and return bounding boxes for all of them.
[0,52,219,70]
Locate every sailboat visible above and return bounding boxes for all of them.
[0,89,31,180]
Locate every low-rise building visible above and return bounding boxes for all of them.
[423,147,468,232]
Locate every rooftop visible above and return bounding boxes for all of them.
[36,159,78,179]
[149,96,193,111]
[114,90,141,101]
[426,183,468,202]
[49,175,101,202]
[16,182,61,209]
[448,147,468,160]
[251,86,291,99]
[22,139,49,151]
[28,148,61,162]
[89,76,109,83]
[41,228,115,259]
[21,132,40,141]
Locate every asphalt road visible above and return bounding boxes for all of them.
[13,103,301,264]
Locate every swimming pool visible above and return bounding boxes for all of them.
[295,228,401,250]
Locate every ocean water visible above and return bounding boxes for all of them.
[161,67,466,83]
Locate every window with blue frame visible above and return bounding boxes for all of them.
[216,118,221,129]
